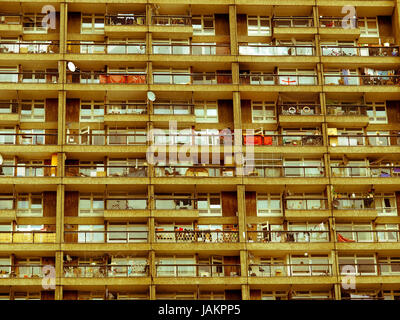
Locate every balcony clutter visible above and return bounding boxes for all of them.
[99,74,146,84]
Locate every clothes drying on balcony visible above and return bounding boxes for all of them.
[337,233,355,242]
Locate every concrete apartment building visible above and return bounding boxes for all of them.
[0,0,399,300]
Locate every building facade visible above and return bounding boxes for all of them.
[0,0,399,300]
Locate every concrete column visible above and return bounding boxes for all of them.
[241,284,250,300]
[57,90,65,146]
[229,5,238,56]
[55,251,63,300]
[237,185,246,243]
[56,184,64,244]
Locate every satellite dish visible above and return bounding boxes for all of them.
[0,154,3,165]
[147,91,156,102]
[67,61,76,72]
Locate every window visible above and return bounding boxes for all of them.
[20,100,45,121]
[252,101,276,123]
[0,194,13,210]
[157,255,196,277]
[81,14,104,34]
[108,128,146,145]
[336,128,365,146]
[199,291,225,300]
[0,67,18,83]
[108,100,146,115]
[256,193,281,216]
[78,292,104,300]
[19,129,45,145]
[107,38,145,54]
[17,258,41,278]
[284,158,323,177]
[367,130,390,146]
[16,193,42,217]
[14,292,41,300]
[23,14,47,33]
[336,223,373,242]
[0,128,16,145]
[376,224,399,242]
[22,70,46,83]
[0,100,16,114]
[79,193,104,216]
[153,100,191,115]
[262,291,288,300]
[153,68,190,84]
[339,254,376,275]
[358,17,379,37]
[155,193,193,210]
[324,69,358,85]
[194,101,218,123]
[247,16,271,36]
[278,69,316,85]
[321,41,357,56]
[198,193,222,216]
[375,193,397,216]
[289,255,330,276]
[288,222,329,242]
[80,101,104,122]
[192,15,215,35]
[110,256,148,277]
[379,257,400,275]
[78,225,105,243]
[107,158,146,177]
[152,39,190,55]
[106,193,147,210]
[291,291,331,300]
[286,193,326,210]
[0,257,11,277]
[16,160,44,177]
[366,102,387,123]
[107,223,148,243]
[78,160,104,177]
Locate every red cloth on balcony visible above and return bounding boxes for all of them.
[337,233,355,242]
[244,135,262,145]
[99,75,108,84]
[263,136,273,145]
[109,75,126,83]
[127,75,146,84]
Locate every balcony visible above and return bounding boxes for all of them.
[66,42,146,55]
[152,102,196,125]
[0,265,46,279]
[154,165,236,178]
[0,71,59,85]
[336,230,400,243]
[105,14,146,36]
[155,264,240,277]
[243,134,323,147]
[64,230,148,244]
[331,166,400,178]
[65,132,147,146]
[66,72,147,85]
[0,164,57,178]
[339,263,400,277]
[319,18,360,40]
[63,264,149,278]
[272,17,316,38]
[247,230,330,243]
[329,134,400,148]
[151,15,192,36]
[155,229,239,243]
[239,73,318,87]
[104,102,148,125]
[245,166,325,179]
[0,41,59,54]
[278,104,323,125]
[284,198,329,219]
[152,43,230,56]
[248,263,333,277]
[0,230,56,244]
[0,14,22,35]
[324,74,400,87]
[0,102,19,124]
[321,45,400,58]
[65,165,148,178]
[326,104,369,126]
[332,197,397,219]
[238,44,316,61]
[152,72,233,86]
[0,132,58,146]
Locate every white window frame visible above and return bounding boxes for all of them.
[256,193,282,216]
[197,193,222,216]
[194,101,218,123]
[107,223,148,243]
[80,100,104,122]
[192,15,215,35]
[247,16,271,36]
[23,13,47,34]
[358,17,379,37]
[20,100,45,121]
[79,193,104,216]
[366,102,387,124]
[16,193,43,217]
[81,14,104,34]
[251,101,276,123]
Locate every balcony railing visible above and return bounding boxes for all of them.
[105,14,146,26]
[153,43,230,55]
[0,72,58,83]
[156,264,241,277]
[65,165,148,178]
[321,45,400,57]
[239,73,318,85]
[247,230,330,243]
[0,265,48,278]
[324,74,400,86]
[332,197,380,210]
[64,230,148,243]
[0,165,57,177]
[66,42,146,54]
[331,166,400,178]
[153,132,232,146]
[154,165,236,177]
[151,15,192,26]
[0,41,59,54]
[329,135,400,147]
[0,230,56,243]
[66,72,147,84]
[63,264,149,277]
[272,17,314,27]
[339,263,400,276]
[0,14,21,25]
[66,133,147,145]
[153,103,194,115]
[106,198,148,210]
[249,264,332,277]
[155,230,239,243]
[319,17,357,28]
[152,72,233,85]
[238,44,315,56]
[0,132,58,145]
[246,166,325,178]
[154,196,195,210]
[243,134,323,146]
[336,230,400,242]
[105,102,147,115]
[284,198,328,210]
[278,104,322,115]
[326,104,368,116]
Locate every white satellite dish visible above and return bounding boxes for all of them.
[147,91,156,102]
[0,154,3,165]
[67,61,76,72]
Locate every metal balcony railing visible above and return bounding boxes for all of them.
[153,103,194,115]
[239,73,318,85]
[246,166,325,178]
[319,17,357,28]
[0,14,21,25]
[284,198,328,210]
[326,104,368,116]
[66,41,146,54]
[106,198,148,210]
[0,72,58,83]
[243,134,323,146]
[105,14,146,26]
[63,264,149,277]
[154,165,236,177]
[0,230,56,243]
[331,165,400,178]
[65,165,148,178]
[338,263,400,276]
[151,15,192,26]
[336,230,400,242]
[0,41,59,54]
[152,43,230,55]
[65,133,147,145]
[155,230,239,243]
[272,17,314,27]
[66,72,147,84]
[238,44,315,56]
[155,264,240,277]
[248,264,333,277]
[154,196,195,210]
[321,45,400,57]
[105,102,147,115]
[324,74,400,86]
[278,104,322,115]
[64,230,148,243]
[247,230,330,243]
[153,132,233,146]
[0,132,58,145]
[153,72,233,85]
[0,165,57,177]
[0,265,49,278]
[329,135,400,146]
